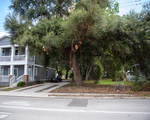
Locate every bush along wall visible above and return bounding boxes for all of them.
[17,81,25,87]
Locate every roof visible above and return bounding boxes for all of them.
[0,32,10,41]
[0,35,10,41]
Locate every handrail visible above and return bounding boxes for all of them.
[17,75,24,83]
[10,76,15,86]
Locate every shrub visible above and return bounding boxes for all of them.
[36,79,44,84]
[17,82,25,87]
[89,63,103,84]
[94,80,100,84]
[132,76,150,92]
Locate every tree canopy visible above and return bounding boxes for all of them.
[5,0,150,85]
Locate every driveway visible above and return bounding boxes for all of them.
[0,80,71,97]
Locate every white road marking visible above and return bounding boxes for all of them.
[0,105,150,115]
[2,101,30,106]
[0,112,12,115]
[0,115,8,119]
[0,112,12,119]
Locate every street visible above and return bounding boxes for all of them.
[0,96,150,120]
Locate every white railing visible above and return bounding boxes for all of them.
[10,76,15,86]
[17,75,24,83]
[14,55,25,61]
[0,56,11,62]
[0,75,9,82]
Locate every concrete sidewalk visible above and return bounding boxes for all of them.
[0,82,70,98]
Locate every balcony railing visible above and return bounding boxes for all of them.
[0,56,11,62]
[14,55,25,61]
[0,75,9,82]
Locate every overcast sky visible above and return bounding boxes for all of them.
[0,0,149,36]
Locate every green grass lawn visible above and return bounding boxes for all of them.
[0,87,22,91]
[84,78,133,86]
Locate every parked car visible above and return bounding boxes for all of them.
[51,76,62,82]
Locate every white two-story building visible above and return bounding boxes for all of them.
[0,35,55,86]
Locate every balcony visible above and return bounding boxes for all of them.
[0,55,25,62]
[14,55,25,61]
[0,75,9,82]
[0,56,11,62]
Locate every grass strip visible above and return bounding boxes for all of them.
[0,87,22,91]
[84,78,133,86]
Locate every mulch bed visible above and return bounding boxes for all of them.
[50,82,150,97]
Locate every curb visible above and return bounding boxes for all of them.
[48,96,150,100]
[48,93,150,99]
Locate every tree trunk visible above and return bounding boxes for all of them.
[71,53,83,86]
[85,65,91,81]
[59,0,63,18]
[60,6,63,17]
[65,69,69,79]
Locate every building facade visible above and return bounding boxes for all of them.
[0,36,55,86]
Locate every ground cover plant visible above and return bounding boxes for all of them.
[84,78,133,86]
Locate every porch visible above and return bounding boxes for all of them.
[0,65,35,86]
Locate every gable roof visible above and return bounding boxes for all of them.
[0,35,10,41]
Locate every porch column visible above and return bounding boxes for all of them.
[24,64,28,85]
[11,46,15,61]
[0,66,1,75]
[10,65,14,75]
[34,56,35,63]
[9,65,14,86]
[25,46,29,62]
[33,65,35,81]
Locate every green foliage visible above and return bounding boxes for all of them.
[94,80,100,84]
[5,0,150,86]
[9,0,73,20]
[89,65,100,80]
[132,76,150,92]
[69,73,74,78]
[17,81,25,87]
[36,79,44,84]
[84,78,133,85]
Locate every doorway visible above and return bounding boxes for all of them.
[14,68,18,81]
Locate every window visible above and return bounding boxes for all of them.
[9,49,11,56]
[8,68,10,75]
[45,70,49,78]
[2,49,5,56]
[35,68,38,76]
[1,67,4,75]
[28,68,31,76]
[15,48,19,55]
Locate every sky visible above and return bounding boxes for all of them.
[0,0,149,36]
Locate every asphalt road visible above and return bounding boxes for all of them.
[0,96,150,120]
